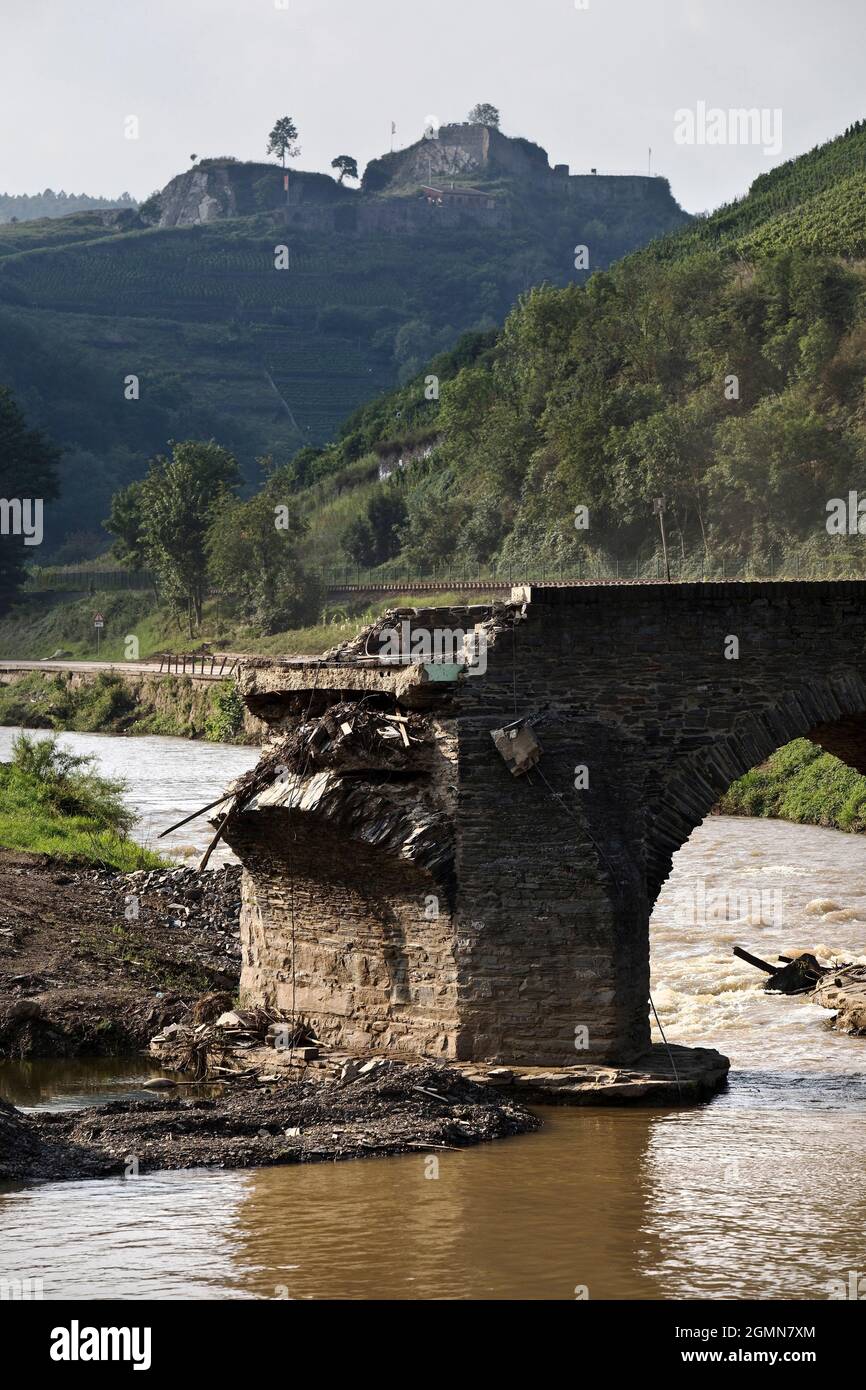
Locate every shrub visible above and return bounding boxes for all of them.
[6,732,136,834]
[205,682,245,742]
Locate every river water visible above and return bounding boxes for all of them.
[1,733,865,1300]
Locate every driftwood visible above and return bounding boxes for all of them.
[733,945,776,975]
[198,799,236,871]
[734,946,832,995]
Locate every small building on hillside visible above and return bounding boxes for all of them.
[419,184,498,209]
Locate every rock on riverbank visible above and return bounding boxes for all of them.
[813,964,866,1034]
[0,1061,539,1183]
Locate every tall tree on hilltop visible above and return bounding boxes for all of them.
[331,155,358,184]
[468,103,500,128]
[266,116,301,167]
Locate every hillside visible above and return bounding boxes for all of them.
[650,119,866,260]
[0,125,688,554]
[280,120,866,578]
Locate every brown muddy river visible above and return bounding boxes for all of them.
[1,734,865,1300]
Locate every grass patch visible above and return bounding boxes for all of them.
[0,733,166,870]
[78,922,214,993]
[719,737,866,833]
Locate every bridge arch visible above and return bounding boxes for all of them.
[646,669,866,905]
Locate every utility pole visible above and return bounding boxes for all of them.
[653,497,671,581]
[648,146,652,175]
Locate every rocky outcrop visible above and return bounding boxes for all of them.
[362,123,550,193]
[146,162,353,228]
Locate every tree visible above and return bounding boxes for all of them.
[341,515,377,568]
[105,479,147,569]
[207,491,320,633]
[341,488,407,568]
[266,116,301,167]
[468,103,500,128]
[0,386,60,612]
[106,440,240,635]
[331,155,358,184]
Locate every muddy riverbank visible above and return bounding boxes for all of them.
[0,1061,538,1182]
[0,851,242,1057]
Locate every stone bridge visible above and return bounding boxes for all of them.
[224,581,866,1066]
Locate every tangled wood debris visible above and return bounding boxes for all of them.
[734,945,866,1034]
[224,701,432,812]
[733,945,832,994]
[152,1003,318,1080]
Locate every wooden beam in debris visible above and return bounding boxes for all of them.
[733,945,777,975]
[198,798,236,872]
[158,794,233,839]
[382,713,411,746]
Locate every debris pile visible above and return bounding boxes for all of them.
[320,601,518,665]
[813,963,866,1035]
[151,1003,317,1079]
[734,944,866,1035]
[229,701,431,800]
[113,864,242,955]
[3,1061,540,1182]
[0,1096,40,1181]
[733,945,832,995]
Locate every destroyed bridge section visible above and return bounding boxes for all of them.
[221,581,866,1066]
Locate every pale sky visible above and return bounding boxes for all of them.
[2,0,864,213]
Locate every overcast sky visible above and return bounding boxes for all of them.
[2,0,864,213]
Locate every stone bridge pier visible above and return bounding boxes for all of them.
[224,581,866,1066]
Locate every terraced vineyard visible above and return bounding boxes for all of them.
[739,173,866,258]
[649,122,866,262]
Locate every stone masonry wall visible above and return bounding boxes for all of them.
[226,581,866,1066]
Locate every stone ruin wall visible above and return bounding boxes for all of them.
[225,601,640,1066]
[226,663,466,1056]
[230,803,461,1056]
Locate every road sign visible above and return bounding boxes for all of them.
[93,613,105,628]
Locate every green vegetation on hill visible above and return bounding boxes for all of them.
[0,384,60,612]
[0,140,688,554]
[0,733,163,869]
[720,739,866,834]
[280,122,866,575]
[652,120,866,261]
